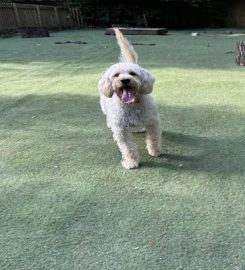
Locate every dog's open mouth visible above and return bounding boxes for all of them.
[121,88,136,104]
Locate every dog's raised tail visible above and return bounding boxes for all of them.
[114,28,138,64]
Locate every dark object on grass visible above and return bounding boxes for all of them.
[19,27,49,38]
[55,41,87,45]
[132,42,156,46]
[235,41,245,66]
[225,51,234,54]
[0,30,16,39]
[111,24,129,28]
[105,27,168,35]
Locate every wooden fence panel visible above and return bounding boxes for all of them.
[0,2,79,33]
[40,6,57,28]
[0,4,17,30]
[17,5,39,27]
[70,7,83,27]
[226,0,245,27]
[57,7,72,28]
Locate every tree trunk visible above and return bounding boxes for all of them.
[235,41,245,66]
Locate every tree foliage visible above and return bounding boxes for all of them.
[71,0,231,28]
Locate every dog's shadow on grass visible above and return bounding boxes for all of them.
[140,102,245,176]
[141,130,245,176]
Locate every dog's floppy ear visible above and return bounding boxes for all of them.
[98,72,113,98]
[140,69,155,95]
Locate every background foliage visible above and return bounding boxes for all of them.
[71,0,231,28]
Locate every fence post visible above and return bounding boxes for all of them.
[70,7,83,28]
[54,7,61,30]
[36,5,42,27]
[13,3,21,27]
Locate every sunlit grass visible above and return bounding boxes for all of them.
[0,29,245,270]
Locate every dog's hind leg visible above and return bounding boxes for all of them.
[112,128,139,169]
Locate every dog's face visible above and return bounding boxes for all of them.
[98,63,155,104]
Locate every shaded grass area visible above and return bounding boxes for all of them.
[0,29,245,270]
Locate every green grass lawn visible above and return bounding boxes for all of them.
[0,29,245,270]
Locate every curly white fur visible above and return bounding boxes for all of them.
[98,29,161,169]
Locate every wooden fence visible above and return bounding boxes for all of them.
[0,2,82,33]
[226,0,245,27]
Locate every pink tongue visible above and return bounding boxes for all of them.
[121,89,135,104]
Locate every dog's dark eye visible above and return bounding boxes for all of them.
[129,71,137,76]
[114,73,119,77]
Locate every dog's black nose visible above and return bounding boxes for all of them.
[121,79,130,85]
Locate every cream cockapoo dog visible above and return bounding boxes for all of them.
[98,29,161,169]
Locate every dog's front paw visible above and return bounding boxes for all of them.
[148,147,161,157]
[121,158,139,169]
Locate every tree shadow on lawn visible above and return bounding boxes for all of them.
[0,94,244,176]
[1,93,244,270]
